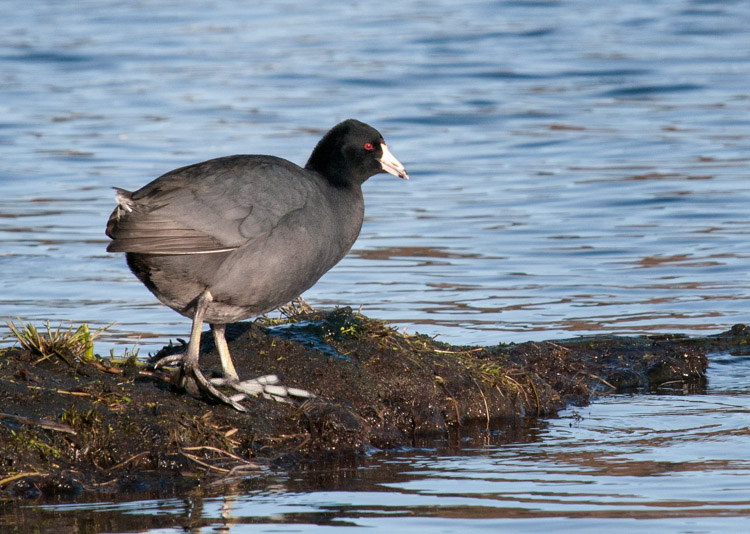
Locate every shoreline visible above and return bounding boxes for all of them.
[2,307,739,500]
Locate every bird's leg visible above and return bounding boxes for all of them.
[211,323,239,382]
[209,323,315,402]
[152,322,237,375]
[156,300,313,407]
[176,289,211,389]
[209,323,286,399]
[165,290,247,412]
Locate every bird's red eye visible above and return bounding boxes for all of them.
[364,142,374,151]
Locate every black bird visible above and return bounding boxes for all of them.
[106,119,408,410]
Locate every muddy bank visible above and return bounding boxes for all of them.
[2,308,742,500]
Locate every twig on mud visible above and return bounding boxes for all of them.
[501,373,531,408]
[543,341,570,352]
[0,472,45,487]
[586,373,616,391]
[0,412,77,435]
[91,478,120,488]
[472,378,491,430]
[447,396,461,426]
[26,385,94,397]
[527,376,541,417]
[181,451,229,473]
[88,361,124,375]
[106,451,150,472]
[181,445,253,463]
[434,377,462,426]
[433,347,484,355]
[278,297,315,320]
[179,446,263,475]
[260,409,313,456]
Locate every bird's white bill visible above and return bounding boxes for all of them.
[379,143,409,180]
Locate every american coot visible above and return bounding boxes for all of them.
[106,119,408,411]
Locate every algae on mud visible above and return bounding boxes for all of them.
[1,307,737,499]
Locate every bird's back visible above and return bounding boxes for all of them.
[107,154,366,321]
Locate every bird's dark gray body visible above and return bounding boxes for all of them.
[106,119,408,410]
[108,155,365,324]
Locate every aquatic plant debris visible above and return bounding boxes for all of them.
[6,320,113,366]
[2,307,742,500]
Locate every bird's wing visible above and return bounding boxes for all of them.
[106,156,314,255]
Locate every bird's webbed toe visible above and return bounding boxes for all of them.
[211,373,315,403]
[178,360,248,412]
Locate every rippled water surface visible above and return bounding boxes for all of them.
[2,0,750,531]
[3,0,750,349]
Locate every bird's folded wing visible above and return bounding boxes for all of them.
[106,209,238,254]
[106,156,313,255]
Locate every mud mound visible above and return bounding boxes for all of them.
[1,308,734,499]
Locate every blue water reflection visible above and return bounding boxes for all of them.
[2,0,750,351]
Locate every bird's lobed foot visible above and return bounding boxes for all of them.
[177,362,248,412]
[154,356,313,410]
[211,374,315,403]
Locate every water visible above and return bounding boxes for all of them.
[3,0,750,350]
[2,0,750,531]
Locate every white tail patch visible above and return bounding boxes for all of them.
[114,187,135,213]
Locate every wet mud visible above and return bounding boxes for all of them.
[2,307,742,500]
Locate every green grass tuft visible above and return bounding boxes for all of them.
[5,319,113,365]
